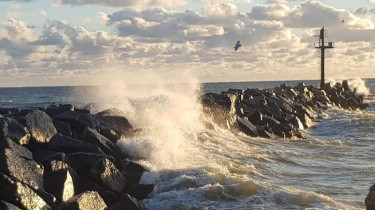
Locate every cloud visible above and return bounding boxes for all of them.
[40,10,48,17]
[53,0,187,8]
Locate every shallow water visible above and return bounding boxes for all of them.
[0,78,374,209]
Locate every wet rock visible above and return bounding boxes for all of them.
[0,118,30,145]
[243,88,263,97]
[107,193,146,210]
[90,158,127,193]
[33,150,66,164]
[81,127,123,159]
[95,109,133,142]
[0,148,44,191]
[53,121,72,137]
[126,184,154,200]
[45,104,74,116]
[65,152,115,178]
[46,133,104,154]
[201,93,231,108]
[56,191,106,210]
[365,183,375,210]
[25,110,57,144]
[237,117,258,137]
[0,200,21,210]
[53,111,98,137]
[118,161,148,187]
[0,172,50,210]
[0,137,33,160]
[44,160,77,204]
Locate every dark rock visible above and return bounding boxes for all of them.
[342,80,350,92]
[226,89,243,95]
[126,184,154,200]
[0,200,21,210]
[65,152,115,178]
[243,88,263,97]
[118,161,148,187]
[78,180,119,206]
[107,193,146,210]
[25,110,57,144]
[81,127,123,159]
[201,93,231,108]
[33,150,66,164]
[96,109,133,142]
[0,137,32,160]
[0,108,19,115]
[44,160,77,204]
[90,158,127,193]
[0,118,30,145]
[366,183,375,210]
[53,121,72,137]
[53,111,98,137]
[55,191,106,210]
[0,148,44,191]
[237,117,258,137]
[0,173,50,210]
[47,133,104,154]
[45,104,74,116]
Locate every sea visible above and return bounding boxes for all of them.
[0,78,374,210]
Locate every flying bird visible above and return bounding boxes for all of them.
[234,41,241,51]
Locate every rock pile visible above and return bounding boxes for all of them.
[0,106,152,210]
[202,80,368,139]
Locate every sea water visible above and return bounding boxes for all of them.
[0,79,374,209]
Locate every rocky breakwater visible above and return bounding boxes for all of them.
[201,80,368,139]
[0,105,152,210]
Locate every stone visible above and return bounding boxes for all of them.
[237,117,258,137]
[342,80,350,92]
[0,137,33,160]
[56,191,106,210]
[33,150,66,164]
[25,110,57,144]
[0,172,50,210]
[78,180,119,206]
[365,183,375,210]
[0,148,44,191]
[0,200,22,210]
[107,193,146,210]
[45,104,74,116]
[0,108,19,115]
[0,118,30,145]
[65,152,115,178]
[95,109,133,142]
[81,127,123,159]
[118,161,148,187]
[53,111,98,137]
[46,133,104,154]
[243,88,263,97]
[126,184,154,200]
[53,121,72,137]
[44,160,77,204]
[201,93,231,108]
[90,158,127,193]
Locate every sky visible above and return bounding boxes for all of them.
[0,0,375,87]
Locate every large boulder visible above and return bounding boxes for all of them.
[0,137,33,160]
[81,127,123,159]
[365,183,375,210]
[0,118,30,145]
[95,109,133,142]
[45,104,74,116]
[46,133,104,154]
[0,148,44,191]
[0,108,19,115]
[53,111,98,137]
[118,161,148,187]
[90,158,127,193]
[44,160,77,204]
[25,110,57,144]
[0,172,50,210]
[126,184,154,200]
[53,121,72,137]
[237,117,258,137]
[107,193,146,210]
[78,180,119,206]
[56,191,106,210]
[65,152,115,178]
[33,150,66,164]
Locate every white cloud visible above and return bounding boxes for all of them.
[53,0,187,8]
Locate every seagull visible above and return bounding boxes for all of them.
[234,41,242,51]
[341,20,345,23]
